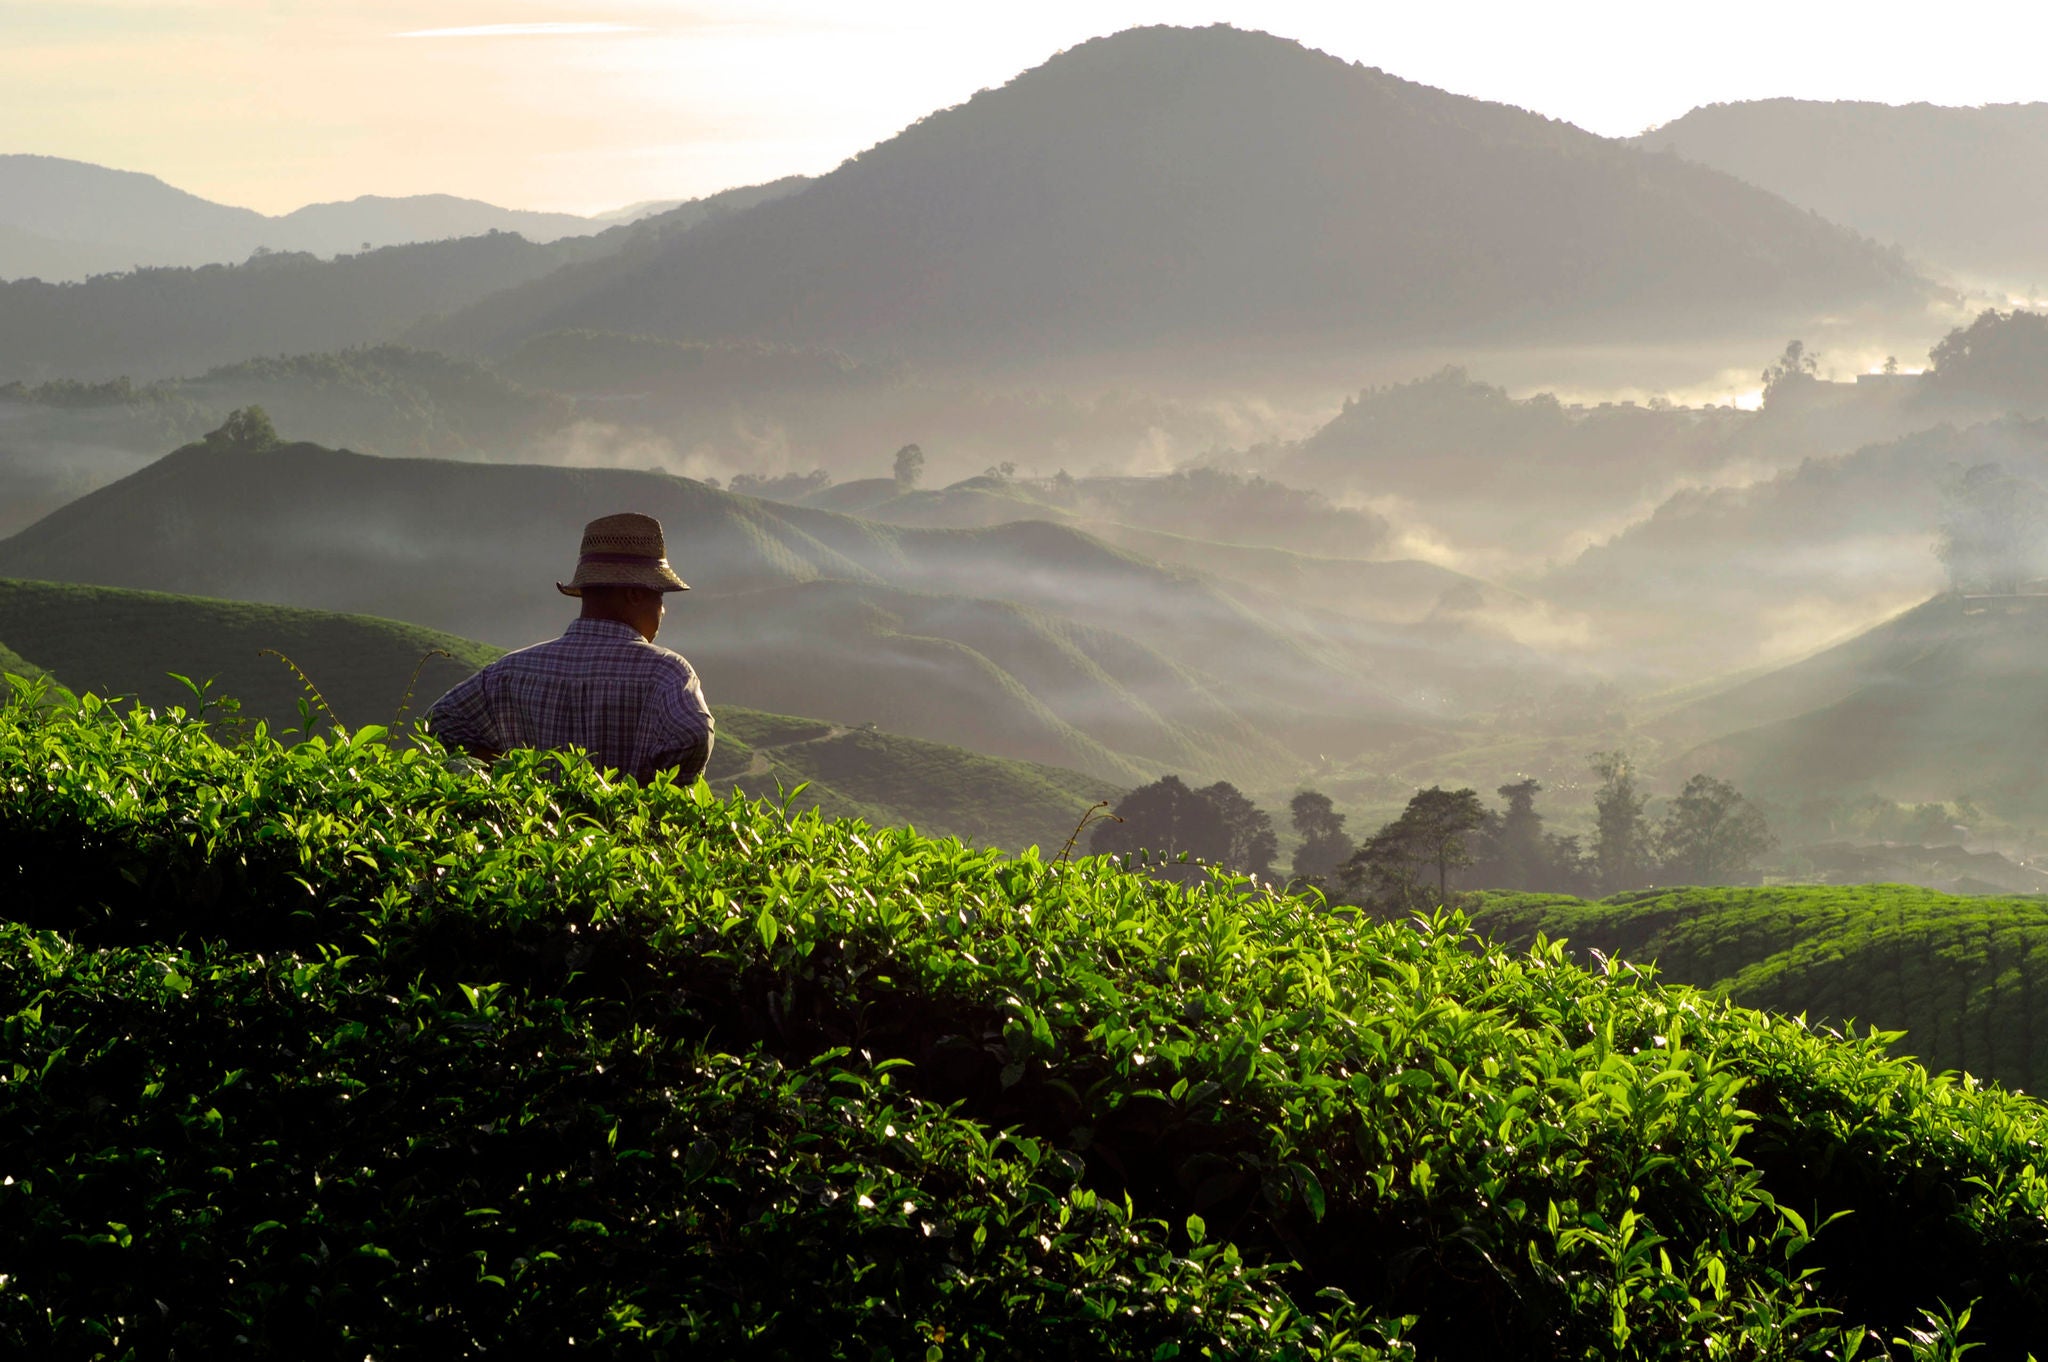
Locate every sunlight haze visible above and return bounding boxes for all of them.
[8,0,2048,213]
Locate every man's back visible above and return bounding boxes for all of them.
[429,618,713,783]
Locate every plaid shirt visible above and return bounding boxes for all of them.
[427,619,714,783]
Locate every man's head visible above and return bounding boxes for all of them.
[555,513,688,640]
[578,583,665,641]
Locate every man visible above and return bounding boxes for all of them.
[428,512,714,783]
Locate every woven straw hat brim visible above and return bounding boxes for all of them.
[555,559,690,596]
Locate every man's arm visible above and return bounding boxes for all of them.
[645,664,714,782]
[424,668,505,762]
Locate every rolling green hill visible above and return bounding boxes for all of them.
[0,439,1440,782]
[0,577,493,732]
[1470,884,2048,1096]
[0,639,53,685]
[1658,593,2048,818]
[0,577,1118,849]
[711,708,1117,853]
[9,691,2048,1354]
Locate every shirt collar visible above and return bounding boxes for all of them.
[563,617,646,643]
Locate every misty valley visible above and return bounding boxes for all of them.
[16,19,2048,1359]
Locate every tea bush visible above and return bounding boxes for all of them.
[3,680,2047,1358]
[1470,887,2048,1095]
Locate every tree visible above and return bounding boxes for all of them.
[1342,786,1486,910]
[1589,751,1652,892]
[1938,463,2048,594]
[1656,774,1777,884]
[1090,775,1277,878]
[1288,790,1352,884]
[892,443,925,489]
[1490,778,1547,889]
[1760,339,1820,407]
[1197,781,1277,878]
[201,405,281,454]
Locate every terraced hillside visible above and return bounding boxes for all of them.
[7,690,2048,1355]
[1470,884,2048,1095]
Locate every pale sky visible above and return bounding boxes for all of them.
[9,0,2048,217]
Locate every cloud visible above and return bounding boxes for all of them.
[394,22,652,38]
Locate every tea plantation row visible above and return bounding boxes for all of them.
[1470,887,2048,1097]
[4,682,2048,1357]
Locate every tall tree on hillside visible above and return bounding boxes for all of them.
[1093,776,1279,877]
[201,405,282,454]
[1197,781,1278,878]
[892,443,925,489]
[1657,775,1778,885]
[1760,339,1820,407]
[1288,790,1353,884]
[1589,751,1652,893]
[1490,778,1548,889]
[1343,786,1487,911]
[1939,462,2048,595]
[1090,775,1224,864]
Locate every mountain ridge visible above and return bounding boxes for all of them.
[421,24,1926,364]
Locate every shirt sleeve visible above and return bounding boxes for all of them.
[425,668,504,756]
[644,661,715,782]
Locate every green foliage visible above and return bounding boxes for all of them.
[9,694,2048,1355]
[1928,308,2048,401]
[1289,789,1352,884]
[1656,775,1778,885]
[199,404,282,454]
[1469,884,2048,1097]
[1341,785,1487,910]
[1090,774,1277,878]
[894,442,926,489]
[1592,751,1654,893]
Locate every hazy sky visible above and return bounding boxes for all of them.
[10,0,2048,216]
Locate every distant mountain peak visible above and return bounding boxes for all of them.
[432,22,1923,362]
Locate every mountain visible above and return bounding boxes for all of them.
[1657,593,2048,819]
[0,155,764,282]
[1636,100,2048,284]
[1274,366,1947,568]
[0,155,268,278]
[1538,419,2048,677]
[0,233,606,383]
[0,180,808,382]
[0,441,1448,782]
[422,24,1925,364]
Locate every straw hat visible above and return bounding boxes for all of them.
[555,512,690,596]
